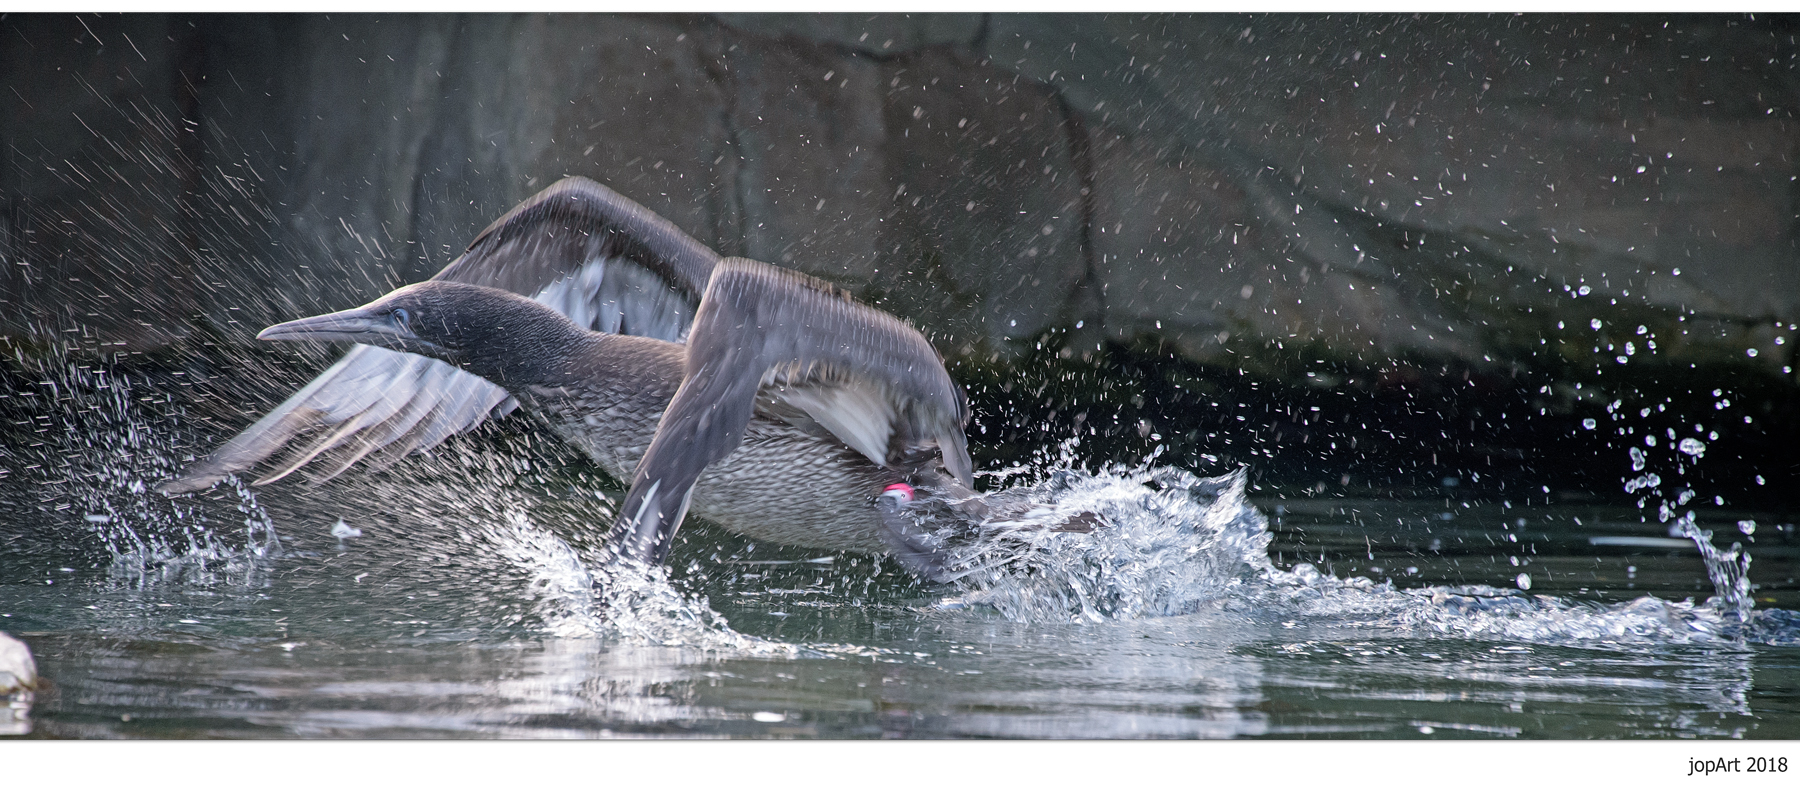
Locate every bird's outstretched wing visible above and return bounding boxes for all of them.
[608,258,971,564]
[160,177,719,493]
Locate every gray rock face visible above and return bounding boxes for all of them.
[1,13,1795,380]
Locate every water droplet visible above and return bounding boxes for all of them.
[1582,418,1597,430]
[1590,318,1603,330]
[1515,573,1532,590]
[752,711,786,723]
[1746,348,1759,357]
[1677,438,1705,458]
[1578,285,1592,296]
[1737,520,1756,536]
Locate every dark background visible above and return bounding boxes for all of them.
[1,13,1795,511]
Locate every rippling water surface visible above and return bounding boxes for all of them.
[2,362,1797,739]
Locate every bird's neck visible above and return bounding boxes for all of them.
[452,308,599,389]
[454,312,684,402]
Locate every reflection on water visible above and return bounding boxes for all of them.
[5,605,1791,739]
[1,358,1798,738]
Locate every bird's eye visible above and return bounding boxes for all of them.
[391,307,411,328]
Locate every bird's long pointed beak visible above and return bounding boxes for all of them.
[257,307,397,344]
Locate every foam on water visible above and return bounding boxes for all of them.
[934,463,1800,647]
[934,466,1272,621]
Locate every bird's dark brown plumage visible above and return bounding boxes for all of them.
[252,278,960,558]
[163,177,993,574]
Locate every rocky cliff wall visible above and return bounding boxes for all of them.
[2,13,1795,385]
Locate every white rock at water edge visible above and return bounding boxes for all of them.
[0,631,37,694]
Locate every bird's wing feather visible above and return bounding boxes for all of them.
[434,176,716,299]
[767,379,896,467]
[159,177,718,494]
[607,257,971,564]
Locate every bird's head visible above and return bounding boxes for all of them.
[258,281,565,372]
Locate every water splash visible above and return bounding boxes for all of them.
[937,466,1269,621]
[463,508,601,638]
[4,353,764,652]
[4,359,282,588]
[473,507,793,654]
[591,561,796,655]
[10,354,1792,654]
[1601,387,1761,625]
[932,463,1799,647]
[1676,516,1754,623]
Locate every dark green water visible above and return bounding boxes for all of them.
[2,359,1797,739]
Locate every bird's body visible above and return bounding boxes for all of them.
[477,322,895,553]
